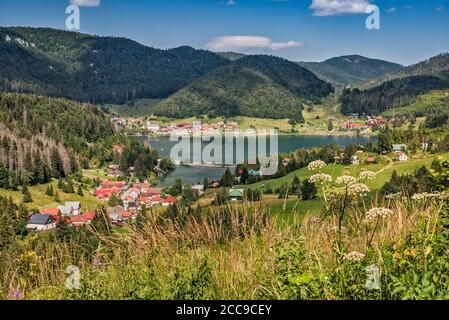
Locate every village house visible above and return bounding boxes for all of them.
[121,211,134,222]
[341,123,364,131]
[366,157,376,165]
[27,214,57,231]
[150,195,162,206]
[421,138,429,151]
[351,155,360,165]
[95,187,120,200]
[191,184,205,197]
[100,181,127,190]
[65,202,81,215]
[147,123,160,133]
[68,211,95,228]
[397,152,408,162]
[56,202,81,217]
[162,197,176,207]
[121,187,141,203]
[144,188,162,197]
[392,144,407,153]
[40,208,61,223]
[125,201,140,212]
[229,189,244,201]
[107,166,123,177]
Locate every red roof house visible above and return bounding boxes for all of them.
[162,197,176,207]
[68,211,96,228]
[100,181,126,189]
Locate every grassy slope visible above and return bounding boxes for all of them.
[249,153,448,192]
[247,152,449,220]
[0,180,102,211]
[383,89,449,118]
[104,98,163,117]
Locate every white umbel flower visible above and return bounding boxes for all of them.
[336,175,357,185]
[347,183,370,197]
[344,251,365,262]
[359,171,376,180]
[308,160,326,171]
[310,173,332,184]
[363,207,394,222]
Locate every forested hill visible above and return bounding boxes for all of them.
[340,53,449,116]
[364,53,449,88]
[0,27,227,103]
[154,55,334,122]
[298,55,404,89]
[0,93,116,187]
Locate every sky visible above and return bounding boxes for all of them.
[0,0,448,65]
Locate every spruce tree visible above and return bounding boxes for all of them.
[22,185,33,203]
[45,185,54,197]
[77,185,84,196]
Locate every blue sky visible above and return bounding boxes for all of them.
[0,0,448,65]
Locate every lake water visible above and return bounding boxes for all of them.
[139,135,373,186]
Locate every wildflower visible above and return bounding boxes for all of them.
[385,192,402,200]
[7,288,23,300]
[363,207,394,223]
[411,192,444,201]
[344,251,365,262]
[347,183,370,197]
[310,173,332,184]
[92,257,103,269]
[359,171,376,180]
[308,160,326,171]
[335,175,357,185]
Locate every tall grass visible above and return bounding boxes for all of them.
[1,196,448,300]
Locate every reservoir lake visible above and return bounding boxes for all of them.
[139,135,373,187]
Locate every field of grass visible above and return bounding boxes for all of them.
[0,180,102,211]
[249,152,449,194]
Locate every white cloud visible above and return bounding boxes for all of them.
[310,0,372,16]
[227,0,236,5]
[70,0,101,7]
[387,7,396,13]
[205,36,302,52]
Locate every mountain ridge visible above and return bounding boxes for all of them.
[0,27,228,103]
[154,55,334,122]
[298,55,404,89]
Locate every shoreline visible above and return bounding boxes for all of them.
[128,131,375,138]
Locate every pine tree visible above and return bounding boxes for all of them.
[203,177,209,191]
[221,168,234,187]
[77,185,84,196]
[66,178,75,193]
[300,179,318,200]
[57,178,64,189]
[291,176,301,195]
[0,197,16,250]
[328,118,334,131]
[15,204,30,236]
[170,178,183,196]
[0,163,9,189]
[22,185,33,203]
[45,185,54,197]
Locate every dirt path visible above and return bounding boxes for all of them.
[375,155,393,176]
